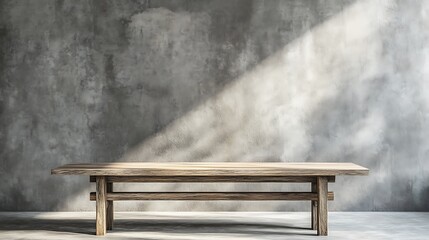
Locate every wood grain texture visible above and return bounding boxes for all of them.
[89,176,336,183]
[317,177,328,236]
[106,182,113,231]
[89,192,334,201]
[52,162,369,176]
[311,181,318,230]
[96,177,106,236]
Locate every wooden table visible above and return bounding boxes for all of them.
[51,162,368,236]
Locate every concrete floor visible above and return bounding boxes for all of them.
[0,212,428,240]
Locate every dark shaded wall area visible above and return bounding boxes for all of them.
[1,0,428,211]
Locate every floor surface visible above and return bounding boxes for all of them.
[0,212,428,240]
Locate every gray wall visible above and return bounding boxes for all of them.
[1,0,428,211]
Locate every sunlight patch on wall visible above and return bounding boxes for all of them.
[121,0,395,164]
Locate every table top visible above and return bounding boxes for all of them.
[51,162,369,176]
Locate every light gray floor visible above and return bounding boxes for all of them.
[0,212,428,240]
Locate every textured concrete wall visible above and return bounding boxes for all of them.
[1,0,428,211]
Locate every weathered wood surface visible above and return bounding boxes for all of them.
[96,177,106,236]
[89,176,336,183]
[106,182,113,231]
[90,192,334,201]
[52,162,368,176]
[311,181,318,230]
[52,162,369,236]
[317,177,328,236]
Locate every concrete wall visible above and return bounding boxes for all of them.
[1,0,428,211]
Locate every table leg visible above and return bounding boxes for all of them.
[311,181,318,230]
[317,177,328,236]
[96,177,107,236]
[107,182,114,230]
